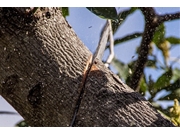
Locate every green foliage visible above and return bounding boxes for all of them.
[166,37,180,45]
[62,7,69,17]
[86,7,118,21]
[146,60,156,68]
[153,68,173,92]
[153,24,165,46]
[139,77,148,94]
[160,88,180,101]
[16,120,29,127]
[172,68,180,81]
[152,24,171,63]
[111,58,130,81]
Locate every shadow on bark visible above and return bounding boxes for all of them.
[74,62,174,126]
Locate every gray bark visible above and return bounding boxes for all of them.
[0,7,174,127]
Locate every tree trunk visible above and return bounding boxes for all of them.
[0,7,174,127]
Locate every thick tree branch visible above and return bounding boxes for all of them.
[140,7,157,22]
[0,7,174,127]
[0,7,92,126]
[128,8,180,91]
[127,7,157,91]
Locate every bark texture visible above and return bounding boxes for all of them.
[0,7,92,126]
[74,58,172,126]
[0,7,174,126]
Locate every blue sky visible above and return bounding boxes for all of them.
[0,7,180,127]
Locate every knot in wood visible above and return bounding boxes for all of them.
[27,82,43,107]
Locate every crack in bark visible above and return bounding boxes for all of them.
[70,55,93,126]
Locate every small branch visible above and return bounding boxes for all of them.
[0,111,18,115]
[128,8,180,91]
[128,8,157,91]
[114,33,142,45]
[158,12,180,24]
[140,7,157,21]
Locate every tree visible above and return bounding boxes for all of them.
[0,7,179,126]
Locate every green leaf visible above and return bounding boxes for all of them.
[62,7,69,17]
[16,120,29,127]
[86,7,118,21]
[146,60,156,68]
[172,68,180,81]
[164,78,180,92]
[139,77,148,93]
[153,69,173,92]
[114,32,142,45]
[153,24,165,46]
[111,58,129,81]
[166,37,180,45]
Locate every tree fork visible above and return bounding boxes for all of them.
[0,7,174,126]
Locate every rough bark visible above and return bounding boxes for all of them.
[74,58,173,126]
[0,7,92,126]
[0,7,174,126]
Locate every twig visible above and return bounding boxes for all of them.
[158,12,180,24]
[0,111,18,115]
